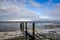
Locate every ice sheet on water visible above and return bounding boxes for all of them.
[0,31,23,40]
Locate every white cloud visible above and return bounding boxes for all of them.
[0,0,60,21]
[40,3,60,21]
[30,1,41,8]
[0,0,40,21]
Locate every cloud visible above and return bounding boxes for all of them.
[0,0,60,21]
[40,3,60,20]
[28,0,60,21]
[0,0,40,21]
[30,1,41,8]
[18,0,41,8]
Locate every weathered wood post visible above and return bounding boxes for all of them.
[32,22,35,40]
[20,22,24,32]
[25,22,27,40]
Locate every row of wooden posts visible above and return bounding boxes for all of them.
[20,22,35,40]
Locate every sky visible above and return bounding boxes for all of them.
[0,0,60,21]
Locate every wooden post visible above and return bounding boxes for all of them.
[25,22,27,40]
[32,22,35,40]
[20,22,24,31]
